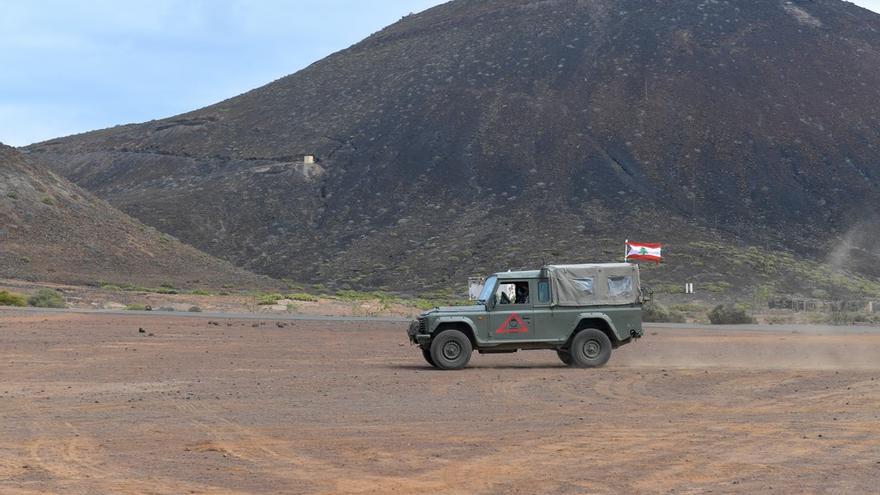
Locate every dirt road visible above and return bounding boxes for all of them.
[1,311,879,494]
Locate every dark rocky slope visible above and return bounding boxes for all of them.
[0,144,269,288]
[27,0,880,296]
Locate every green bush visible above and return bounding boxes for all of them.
[27,289,66,308]
[125,304,148,311]
[100,282,150,292]
[286,293,318,302]
[155,284,179,295]
[188,306,202,313]
[708,305,755,325]
[335,289,374,302]
[705,282,732,293]
[256,293,283,305]
[642,302,686,323]
[0,290,27,307]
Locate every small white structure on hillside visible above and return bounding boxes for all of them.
[303,154,315,164]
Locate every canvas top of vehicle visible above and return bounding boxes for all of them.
[480,263,641,307]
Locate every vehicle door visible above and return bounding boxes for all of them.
[531,278,559,342]
[488,280,535,342]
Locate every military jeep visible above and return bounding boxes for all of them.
[408,264,646,370]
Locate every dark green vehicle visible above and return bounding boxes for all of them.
[408,264,647,370]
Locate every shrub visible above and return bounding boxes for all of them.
[286,293,318,302]
[125,304,148,311]
[0,290,27,307]
[335,289,374,302]
[40,197,54,205]
[414,298,440,311]
[156,283,179,294]
[256,293,283,305]
[27,289,66,308]
[101,282,149,292]
[188,306,202,312]
[708,304,755,325]
[705,282,732,293]
[642,302,686,323]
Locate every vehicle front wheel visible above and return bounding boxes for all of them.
[421,347,437,368]
[556,349,573,365]
[569,328,612,368]
[429,329,473,370]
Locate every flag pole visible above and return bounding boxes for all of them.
[624,239,628,263]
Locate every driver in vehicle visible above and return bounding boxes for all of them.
[514,283,529,304]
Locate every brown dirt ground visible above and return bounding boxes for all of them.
[1,311,879,494]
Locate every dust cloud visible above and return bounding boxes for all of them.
[614,328,880,371]
[826,216,880,278]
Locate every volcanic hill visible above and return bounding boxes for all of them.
[26,0,880,297]
[0,144,267,288]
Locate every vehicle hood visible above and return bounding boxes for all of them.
[421,305,485,316]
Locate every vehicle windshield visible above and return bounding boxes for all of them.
[477,276,497,303]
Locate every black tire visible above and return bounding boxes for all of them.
[421,347,437,368]
[557,349,573,365]
[429,329,473,370]
[569,328,612,368]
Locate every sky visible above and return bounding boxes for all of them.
[1,0,878,147]
[0,0,446,146]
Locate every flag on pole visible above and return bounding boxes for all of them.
[625,241,662,264]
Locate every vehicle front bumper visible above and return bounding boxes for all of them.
[407,318,431,346]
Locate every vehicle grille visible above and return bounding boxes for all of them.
[418,317,427,333]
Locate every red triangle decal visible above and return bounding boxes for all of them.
[495,312,529,334]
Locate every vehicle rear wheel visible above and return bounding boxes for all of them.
[430,329,473,370]
[421,347,437,368]
[556,349,573,365]
[569,328,612,368]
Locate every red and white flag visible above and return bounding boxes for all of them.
[625,241,662,264]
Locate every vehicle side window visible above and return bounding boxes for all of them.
[537,280,550,304]
[573,277,594,295]
[607,276,633,297]
[496,281,530,305]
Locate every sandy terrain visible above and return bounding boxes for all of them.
[1,310,879,494]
